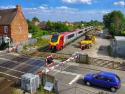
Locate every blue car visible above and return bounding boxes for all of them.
[83,72,121,92]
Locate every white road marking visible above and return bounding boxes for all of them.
[0,57,38,67]
[121,83,125,87]
[53,69,81,76]
[0,57,12,61]
[53,69,125,87]
[0,66,25,73]
[68,62,79,66]
[8,53,20,56]
[0,71,21,79]
[69,74,81,85]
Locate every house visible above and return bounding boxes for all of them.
[0,5,28,46]
[111,36,125,57]
[38,21,46,29]
[63,21,74,26]
[33,20,40,26]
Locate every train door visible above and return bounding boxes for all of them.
[59,36,64,50]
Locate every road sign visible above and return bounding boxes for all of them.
[44,81,54,91]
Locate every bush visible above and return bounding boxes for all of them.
[0,42,9,50]
[121,31,125,36]
[32,30,49,38]
[27,20,49,38]
[34,38,49,47]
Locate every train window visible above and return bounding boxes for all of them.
[78,31,82,34]
[51,34,59,42]
[67,34,74,39]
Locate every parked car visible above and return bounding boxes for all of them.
[83,72,121,92]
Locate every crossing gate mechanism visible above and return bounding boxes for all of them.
[43,52,79,73]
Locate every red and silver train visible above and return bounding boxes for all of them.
[49,26,94,51]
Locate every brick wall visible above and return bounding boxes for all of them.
[0,26,3,36]
[10,8,28,44]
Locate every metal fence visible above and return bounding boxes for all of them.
[28,38,37,45]
[89,56,125,71]
[8,38,38,53]
[57,82,109,94]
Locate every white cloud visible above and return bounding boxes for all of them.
[23,5,111,21]
[24,6,78,14]
[114,1,125,6]
[0,5,15,9]
[39,5,49,9]
[62,0,93,4]
[56,6,70,9]
[0,5,111,21]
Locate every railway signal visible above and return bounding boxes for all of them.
[45,55,55,67]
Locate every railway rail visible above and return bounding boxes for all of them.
[89,57,125,71]
[31,51,125,72]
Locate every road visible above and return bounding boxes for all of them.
[48,61,125,94]
[0,53,46,79]
[1,52,125,94]
[0,52,46,94]
[0,33,125,94]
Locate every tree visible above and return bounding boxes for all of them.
[46,20,74,33]
[103,11,125,36]
[27,20,48,38]
[32,17,40,22]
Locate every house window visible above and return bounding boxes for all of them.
[4,26,8,33]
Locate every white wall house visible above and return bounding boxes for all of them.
[111,36,125,57]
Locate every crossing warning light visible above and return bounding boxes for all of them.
[46,55,54,66]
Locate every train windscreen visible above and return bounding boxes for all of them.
[51,34,59,42]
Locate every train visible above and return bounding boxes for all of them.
[49,26,95,51]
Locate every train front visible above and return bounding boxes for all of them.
[49,34,60,51]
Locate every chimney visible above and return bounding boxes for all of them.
[16,5,22,12]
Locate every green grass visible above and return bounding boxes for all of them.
[11,86,56,94]
[11,88,23,94]
[22,38,49,54]
[37,85,56,94]
[34,38,49,47]
[32,30,49,38]
[24,38,49,49]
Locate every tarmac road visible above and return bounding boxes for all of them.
[0,53,46,79]
[48,61,125,94]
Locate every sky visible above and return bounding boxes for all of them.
[0,0,125,22]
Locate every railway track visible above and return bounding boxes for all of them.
[30,51,71,60]
[89,57,125,71]
[30,51,125,71]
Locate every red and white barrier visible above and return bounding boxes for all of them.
[44,53,79,73]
